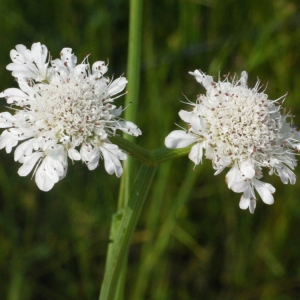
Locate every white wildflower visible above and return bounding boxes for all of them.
[165,70,300,213]
[0,42,141,191]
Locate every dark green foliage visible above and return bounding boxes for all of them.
[1,0,300,299]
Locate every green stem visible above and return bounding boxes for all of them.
[152,146,192,164]
[121,0,143,206]
[124,0,143,125]
[111,136,152,164]
[110,1,143,298]
[114,260,127,300]
[99,164,157,300]
[110,135,192,165]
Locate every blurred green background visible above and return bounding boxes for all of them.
[1,0,300,299]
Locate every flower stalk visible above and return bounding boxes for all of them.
[99,163,157,300]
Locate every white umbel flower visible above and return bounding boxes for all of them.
[165,70,300,213]
[0,43,141,191]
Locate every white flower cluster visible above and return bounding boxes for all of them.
[0,43,141,191]
[165,70,300,213]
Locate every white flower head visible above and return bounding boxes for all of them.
[165,69,300,213]
[0,42,141,191]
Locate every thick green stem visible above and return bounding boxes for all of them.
[99,164,157,300]
[121,0,143,206]
[111,1,143,298]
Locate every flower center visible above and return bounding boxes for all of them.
[29,75,110,143]
[199,84,282,160]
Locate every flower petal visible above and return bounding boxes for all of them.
[178,110,192,123]
[165,130,198,149]
[253,179,275,205]
[188,142,204,165]
[231,180,249,193]
[240,159,255,179]
[92,61,108,76]
[0,112,17,128]
[35,164,56,192]
[189,114,206,134]
[188,69,214,90]
[0,130,18,153]
[239,188,251,210]
[86,147,100,170]
[225,165,239,188]
[68,148,81,161]
[107,77,128,96]
[100,145,124,177]
[34,148,67,192]
[14,139,34,162]
[249,199,256,214]
[275,164,296,185]
[18,152,44,176]
[115,120,142,137]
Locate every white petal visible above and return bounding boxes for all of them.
[18,152,43,176]
[240,160,255,179]
[107,77,128,95]
[52,150,68,179]
[34,150,66,192]
[14,139,34,162]
[10,46,30,63]
[240,71,248,87]
[285,168,296,185]
[188,143,204,165]
[226,165,249,192]
[80,144,93,161]
[16,45,33,61]
[189,114,206,134]
[60,48,77,69]
[35,165,56,191]
[103,143,127,160]
[31,43,48,70]
[214,166,226,176]
[92,61,108,76]
[17,78,36,96]
[68,148,81,161]
[225,165,239,188]
[74,64,87,79]
[111,106,123,117]
[0,131,18,153]
[249,199,256,214]
[253,179,275,205]
[165,130,198,149]
[239,188,251,210]
[231,180,249,193]
[116,121,142,137]
[0,112,17,128]
[178,110,192,123]
[276,164,296,185]
[86,148,100,170]
[0,88,28,105]
[188,69,214,90]
[213,156,232,175]
[100,146,123,177]
[6,63,38,79]
[9,128,34,141]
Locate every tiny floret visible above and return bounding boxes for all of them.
[165,69,300,213]
[0,42,141,191]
